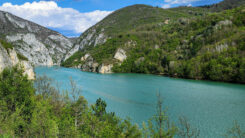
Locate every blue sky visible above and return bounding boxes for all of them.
[0,0,223,37]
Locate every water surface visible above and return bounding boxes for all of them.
[35,66,245,137]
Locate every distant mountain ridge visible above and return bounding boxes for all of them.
[202,0,245,11]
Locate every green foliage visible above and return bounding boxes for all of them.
[93,4,205,37]
[143,93,177,138]
[61,51,84,67]
[0,39,13,50]
[0,39,14,55]
[0,66,35,136]
[17,53,28,61]
[0,66,35,116]
[92,98,107,117]
[202,0,245,12]
[177,116,200,138]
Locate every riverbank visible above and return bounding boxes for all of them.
[63,65,245,85]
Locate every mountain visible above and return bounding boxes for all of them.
[0,10,73,66]
[63,5,208,61]
[63,5,208,66]
[202,0,245,12]
[63,2,245,83]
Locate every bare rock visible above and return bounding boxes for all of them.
[81,53,91,61]
[114,48,127,62]
[98,64,113,74]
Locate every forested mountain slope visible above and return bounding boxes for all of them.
[63,2,245,83]
[63,5,208,61]
[202,0,245,12]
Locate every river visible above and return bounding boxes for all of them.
[35,66,245,137]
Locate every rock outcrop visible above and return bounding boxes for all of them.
[78,53,113,73]
[114,48,127,62]
[0,45,12,71]
[81,53,91,61]
[21,60,35,80]
[0,44,34,79]
[65,28,108,60]
[64,44,80,61]
[81,55,99,72]
[214,20,232,29]
[98,64,113,74]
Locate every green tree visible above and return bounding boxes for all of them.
[144,92,177,138]
[0,66,35,136]
[226,121,245,138]
[29,99,59,137]
[177,116,200,138]
[92,98,107,118]
[0,66,35,114]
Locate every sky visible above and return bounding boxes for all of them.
[0,0,223,37]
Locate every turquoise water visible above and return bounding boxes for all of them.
[35,66,245,137]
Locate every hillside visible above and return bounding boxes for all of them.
[63,5,208,60]
[0,10,73,66]
[62,3,245,83]
[202,0,245,12]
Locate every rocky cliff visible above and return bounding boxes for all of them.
[0,10,73,66]
[0,43,34,79]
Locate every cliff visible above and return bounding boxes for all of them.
[0,10,73,66]
[0,43,34,79]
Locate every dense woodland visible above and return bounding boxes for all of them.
[0,66,244,137]
[63,4,245,84]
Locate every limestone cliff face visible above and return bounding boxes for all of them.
[114,48,127,62]
[80,54,99,72]
[0,10,75,78]
[0,44,12,71]
[0,44,35,79]
[6,33,53,66]
[98,64,113,74]
[76,53,114,74]
[0,11,73,66]
[64,28,108,61]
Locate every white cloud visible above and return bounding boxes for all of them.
[161,4,171,9]
[162,0,200,8]
[164,0,200,4]
[0,1,112,34]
